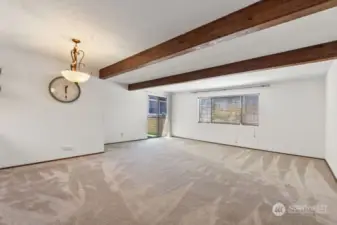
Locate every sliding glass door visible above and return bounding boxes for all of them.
[148,96,167,138]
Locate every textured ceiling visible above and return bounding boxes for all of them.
[144,61,332,93]
[110,7,337,85]
[1,0,335,93]
[0,0,258,69]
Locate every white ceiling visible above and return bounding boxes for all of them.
[144,61,332,93]
[1,0,336,93]
[0,0,258,68]
[111,7,337,85]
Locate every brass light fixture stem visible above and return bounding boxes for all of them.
[70,39,82,72]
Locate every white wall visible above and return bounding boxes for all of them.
[103,82,148,143]
[172,78,326,158]
[0,46,147,168]
[325,61,337,177]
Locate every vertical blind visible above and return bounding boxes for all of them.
[242,95,259,125]
[199,98,212,123]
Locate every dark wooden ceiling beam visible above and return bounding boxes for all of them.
[128,41,337,90]
[100,0,337,79]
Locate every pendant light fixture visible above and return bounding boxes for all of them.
[61,38,90,83]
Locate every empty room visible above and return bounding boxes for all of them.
[1,0,337,224]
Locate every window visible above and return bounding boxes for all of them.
[212,96,241,124]
[198,98,211,123]
[197,94,259,126]
[149,98,158,115]
[242,95,259,126]
[159,100,167,115]
[148,96,167,116]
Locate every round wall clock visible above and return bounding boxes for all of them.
[49,76,81,103]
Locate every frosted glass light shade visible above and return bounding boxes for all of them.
[61,70,90,83]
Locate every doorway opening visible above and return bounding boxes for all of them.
[148,96,167,138]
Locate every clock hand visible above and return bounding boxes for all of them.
[65,85,68,99]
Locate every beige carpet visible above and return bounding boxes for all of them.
[0,138,336,225]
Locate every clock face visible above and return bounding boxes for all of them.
[49,77,81,103]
